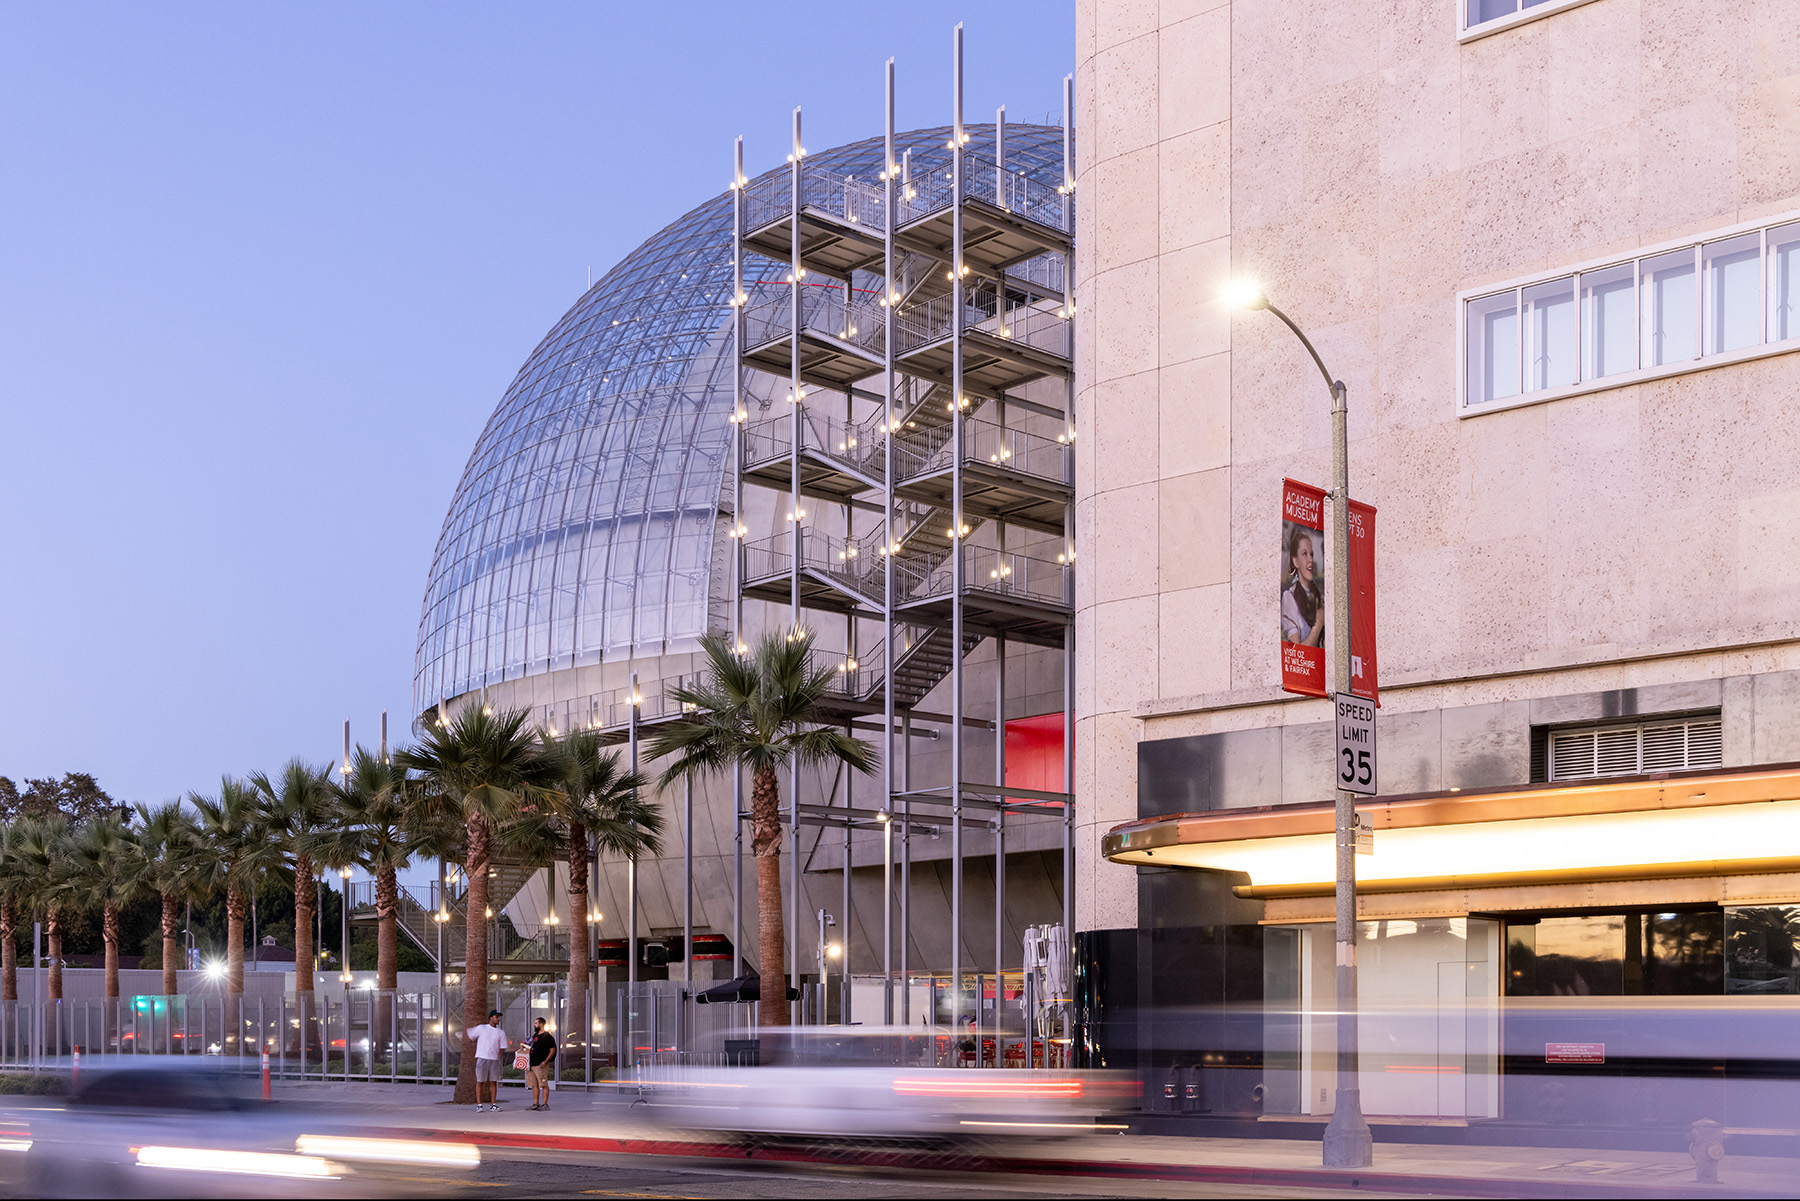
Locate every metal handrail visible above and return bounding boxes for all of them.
[744,283,886,360]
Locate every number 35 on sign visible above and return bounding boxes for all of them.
[1334,693,1377,796]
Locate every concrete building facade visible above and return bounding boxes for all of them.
[1074,0,1800,1125]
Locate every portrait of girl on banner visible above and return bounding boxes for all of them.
[1280,521,1325,651]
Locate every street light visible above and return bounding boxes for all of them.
[338,867,353,984]
[815,909,837,1025]
[1224,278,1373,1169]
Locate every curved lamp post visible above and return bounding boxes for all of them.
[1224,279,1373,1169]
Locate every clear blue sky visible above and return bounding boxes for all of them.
[0,3,1074,807]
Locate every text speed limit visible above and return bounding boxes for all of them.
[1334,693,1377,795]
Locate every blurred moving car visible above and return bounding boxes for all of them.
[5,1057,475,1199]
[636,1027,1133,1141]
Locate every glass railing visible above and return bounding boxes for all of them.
[962,416,1072,486]
[742,528,887,602]
[969,547,1071,606]
[807,640,885,699]
[893,284,1071,359]
[895,153,1070,233]
[742,531,793,582]
[743,283,886,360]
[743,164,890,234]
[894,545,1070,607]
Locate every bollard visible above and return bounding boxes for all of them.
[1689,1118,1724,1183]
[71,1046,79,1092]
[262,1048,271,1102]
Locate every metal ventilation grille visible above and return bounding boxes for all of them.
[1547,715,1724,781]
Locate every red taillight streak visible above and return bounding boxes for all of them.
[892,1078,1082,1098]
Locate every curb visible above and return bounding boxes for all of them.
[379,1124,1780,1199]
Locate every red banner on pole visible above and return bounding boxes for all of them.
[1280,479,1328,698]
[1348,498,1378,705]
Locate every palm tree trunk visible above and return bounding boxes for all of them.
[294,853,315,994]
[751,764,787,1027]
[566,822,590,1059]
[161,893,179,998]
[47,906,63,1003]
[456,814,491,1105]
[375,862,399,1063]
[103,901,120,999]
[1,898,16,1003]
[375,864,399,993]
[226,883,246,996]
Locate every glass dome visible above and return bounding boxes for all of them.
[414,123,1068,715]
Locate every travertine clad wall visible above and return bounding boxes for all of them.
[1075,0,1236,931]
[1074,0,1800,933]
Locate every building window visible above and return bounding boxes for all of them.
[1467,0,1550,28]
[1461,215,1800,414]
[1546,715,1723,782]
[1505,909,1724,997]
[1460,0,1602,41]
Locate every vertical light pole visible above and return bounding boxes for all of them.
[341,721,353,989]
[1224,280,1373,1169]
[338,867,353,986]
[627,671,641,990]
[814,909,836,1025]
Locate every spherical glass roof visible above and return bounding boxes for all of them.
[414,123,1068,715]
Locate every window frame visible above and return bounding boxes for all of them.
[1458,0,1605,43]
[1457,209,1800,419]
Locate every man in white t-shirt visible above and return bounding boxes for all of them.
[469,1009,509,1112]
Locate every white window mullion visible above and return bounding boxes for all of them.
[1693,243,1704,361]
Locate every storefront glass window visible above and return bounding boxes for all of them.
[1726,906,1800,994]
[1505,910,1723,997]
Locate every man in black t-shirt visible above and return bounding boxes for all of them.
[526,1017,558,1110]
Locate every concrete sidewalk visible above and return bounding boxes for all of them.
[272,1081,1798,1197]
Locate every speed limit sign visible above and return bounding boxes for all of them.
[1334,693,1377,795]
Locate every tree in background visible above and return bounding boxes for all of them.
[135,801,199,998]
[60,813,151,1002]
[549,730,657,1054]
[188,778,285,1002]
[318,747,449,1057]
[0,823,21,1003]
[251,760,333,1025]
[0,773,118,825]
[398,706,558,1104]
[648,630,876,1027]
[10,816,73,1001]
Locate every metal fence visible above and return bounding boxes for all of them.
[0,985,628,1088]
[0,972,1072,1084]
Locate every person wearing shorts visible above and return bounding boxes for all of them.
[469,1009,508,1111]
[525,1017,558,1110]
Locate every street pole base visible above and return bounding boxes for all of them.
[1322,1088,1374,1168]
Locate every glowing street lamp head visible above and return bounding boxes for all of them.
[1221,278,1269,311]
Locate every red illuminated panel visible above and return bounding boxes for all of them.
[1005,713,1067,799]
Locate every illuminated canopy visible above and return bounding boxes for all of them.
[1102,765,1800,897]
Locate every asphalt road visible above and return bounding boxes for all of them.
[387,1147,1397,1199]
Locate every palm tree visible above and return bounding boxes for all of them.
[397,705,559,1103]
[0,822,22,1003]
[11,816,73,1001]
[647,629,875,1027]
[188,777,285,1001]
[316,752,446,993]
[548,731,658,1054]
[316,747,452,1060]
[61,814,151,1001]
[135,801,199,999]
[250,759,333,1016]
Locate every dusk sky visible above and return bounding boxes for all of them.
[0,3,1075,807]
